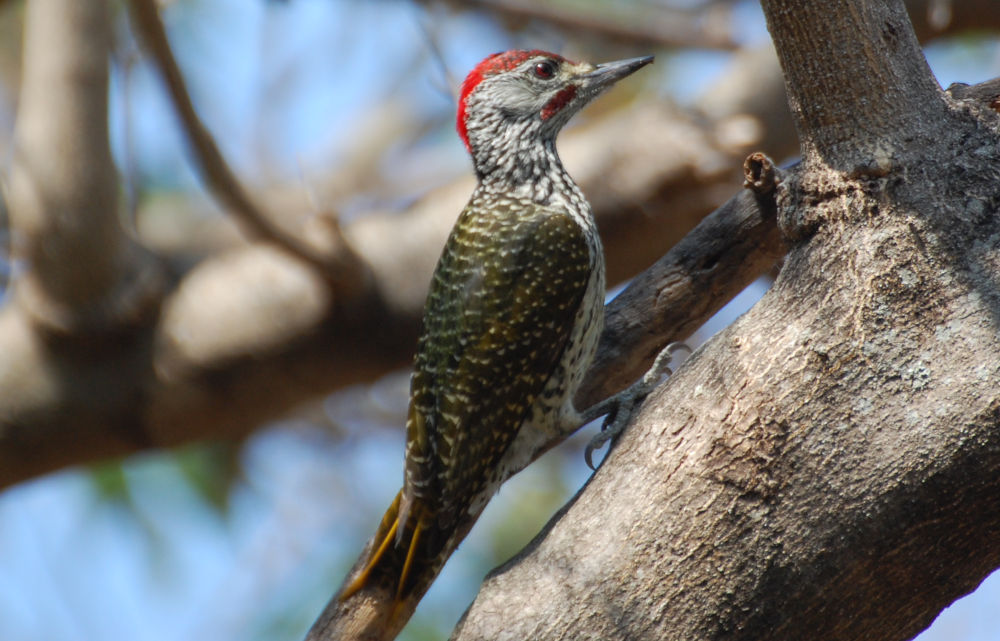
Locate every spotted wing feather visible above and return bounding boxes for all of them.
[404,197,592,533]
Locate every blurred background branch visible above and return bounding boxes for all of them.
[422,0,742,50]
[128,0,369,289]
[6,0,161,331]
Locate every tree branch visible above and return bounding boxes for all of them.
[441,0,741,50]
[906,0,1000,41]
[126,0,369,290]
[577,153,786,407]
[6,0,161,332]
[764,0,946,169]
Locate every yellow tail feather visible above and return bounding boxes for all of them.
[339,514,399,601]
[339,491,431,606]
[396,519,423,601]
[339,491,403,601]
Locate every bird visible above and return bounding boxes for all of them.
[310,49,658,641]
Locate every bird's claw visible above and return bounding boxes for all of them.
[583,381,650,471]
[583,341,690,471]
[584,428,613,471]
[584,404,620,470]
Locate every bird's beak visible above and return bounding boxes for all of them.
[582,55,654,93]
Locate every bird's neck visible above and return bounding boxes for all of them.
[473,138,587,213]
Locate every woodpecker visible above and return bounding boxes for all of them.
[325,50,654,640]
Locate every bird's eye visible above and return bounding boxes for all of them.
[533,60,557,79]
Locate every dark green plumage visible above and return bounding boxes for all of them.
[339,193,596,607]
[405,195,593,533]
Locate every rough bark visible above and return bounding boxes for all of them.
[451,2,1000,640]
[576,153,787,406]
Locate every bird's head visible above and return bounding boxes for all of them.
[457,50,653,174]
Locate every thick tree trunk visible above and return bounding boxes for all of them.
[451,2,1000,640]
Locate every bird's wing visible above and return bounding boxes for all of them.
[404,198,593,528]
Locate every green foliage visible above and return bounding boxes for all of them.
[90,458,133,504]
[174,441,241,513]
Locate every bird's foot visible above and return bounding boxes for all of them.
[583,342,690,470]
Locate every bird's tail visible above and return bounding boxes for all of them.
[307,491,475,641]
[336,490,451,628]
[338,490,427,604]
